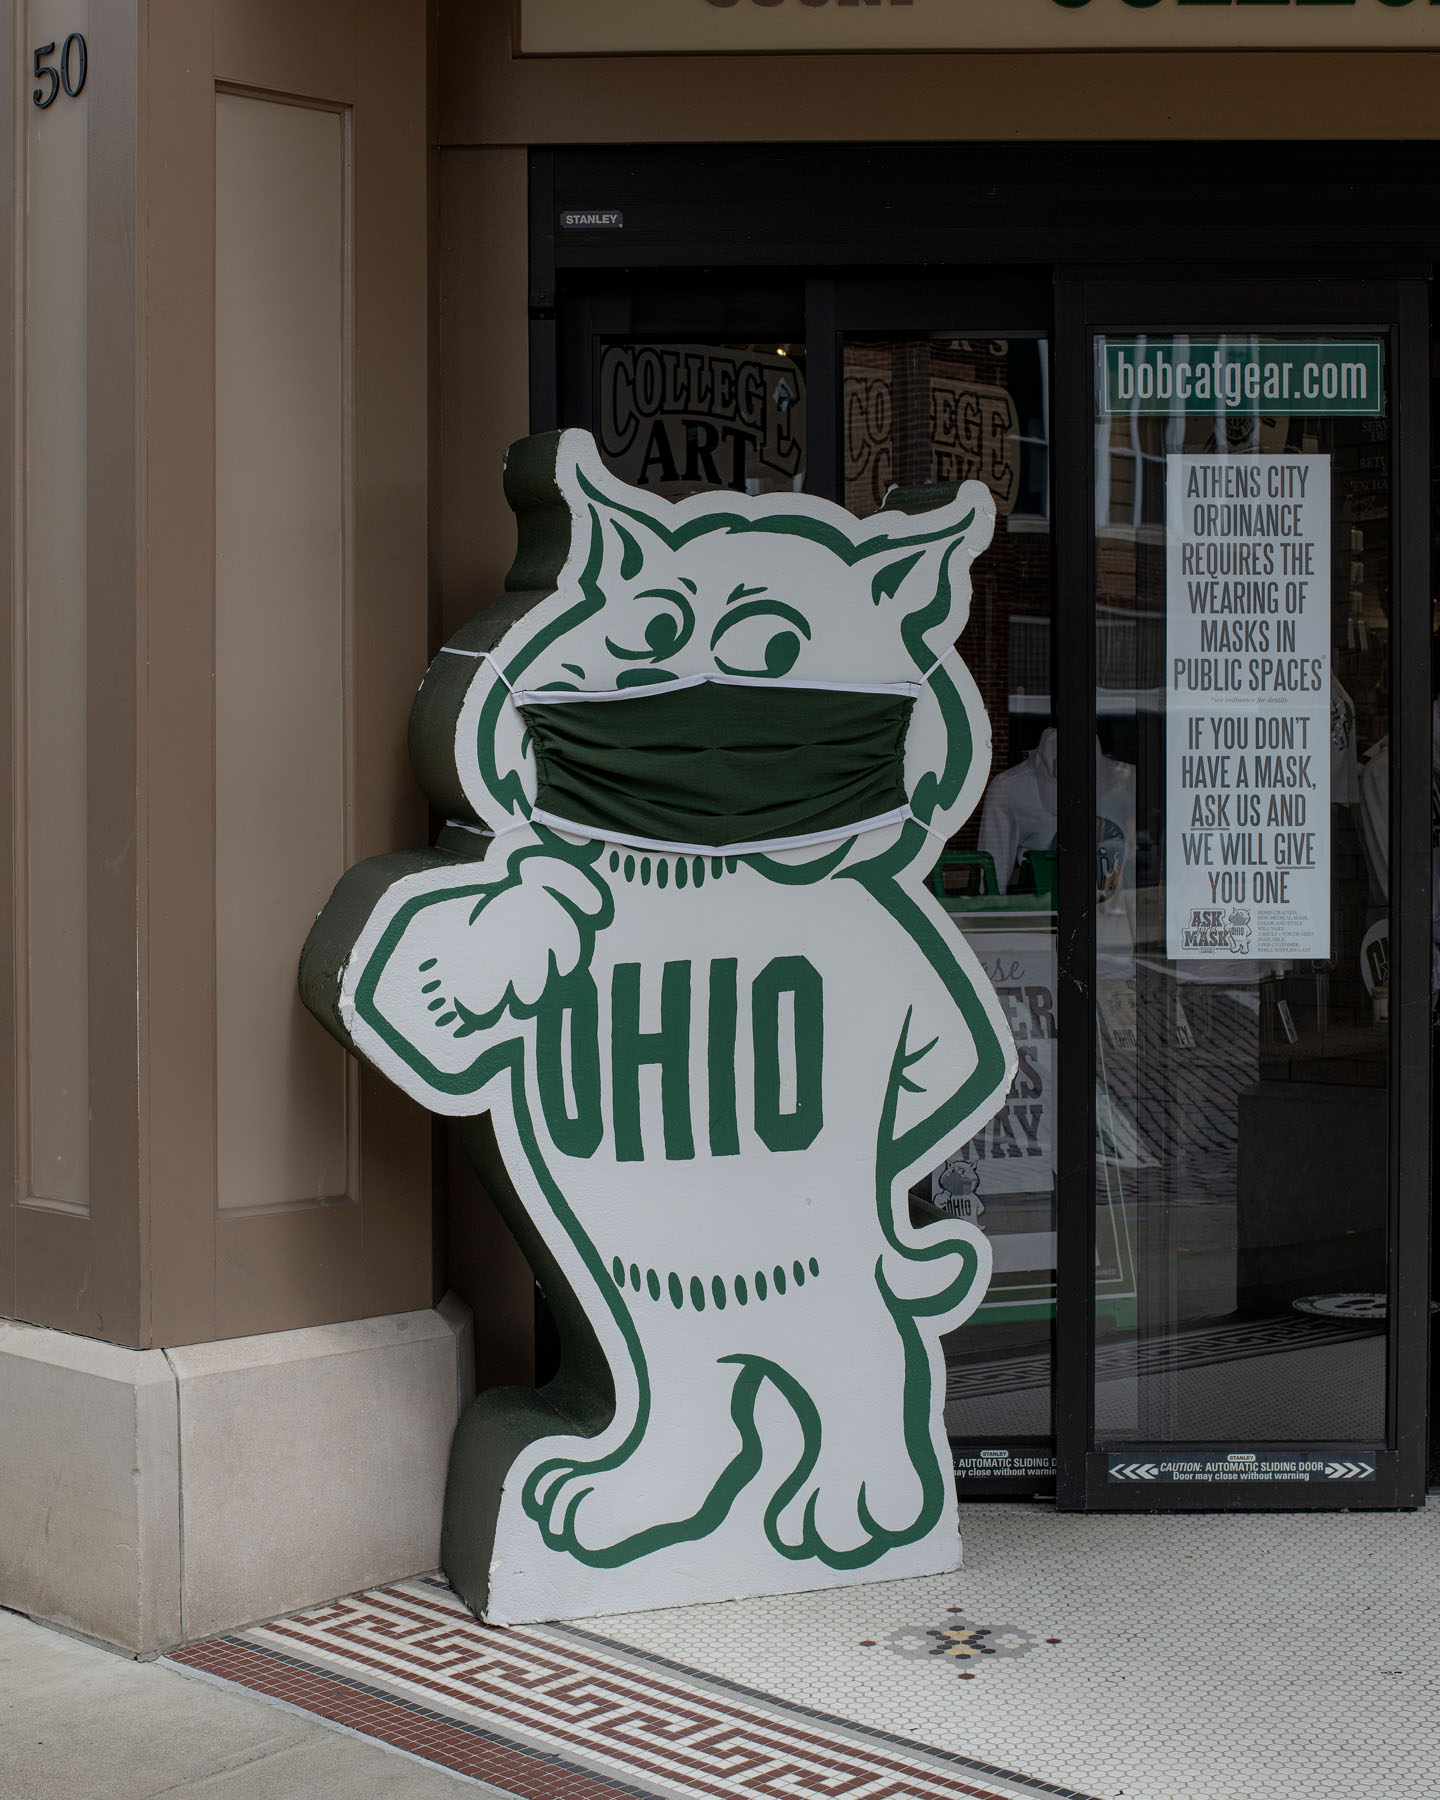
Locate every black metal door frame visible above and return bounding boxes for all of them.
[1052,275,1432,1511]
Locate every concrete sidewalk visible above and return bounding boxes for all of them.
[0,1608,493,1799]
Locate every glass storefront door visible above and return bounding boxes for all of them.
[548,260,1432,1510]
[1054,283,1431,1509]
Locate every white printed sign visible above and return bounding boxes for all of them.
[1166,453,1330,960]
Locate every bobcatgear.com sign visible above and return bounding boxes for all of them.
[519,0,1440,57]
[1104,341,1383,419]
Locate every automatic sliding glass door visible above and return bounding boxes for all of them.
[1058,283,1430,1509]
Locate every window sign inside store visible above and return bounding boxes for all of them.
[598,342,805,497]
[519,0,1440,57]
[1104,340,1384,418]
[1164,451,1332,960]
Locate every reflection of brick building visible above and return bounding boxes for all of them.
[844,341,1052,862]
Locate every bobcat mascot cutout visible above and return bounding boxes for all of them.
[300,431,1016,1623]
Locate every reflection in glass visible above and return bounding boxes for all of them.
[596,341,806,499]
[842,338,1057,1463]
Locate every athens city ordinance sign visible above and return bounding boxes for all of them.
[518,0,1440,57]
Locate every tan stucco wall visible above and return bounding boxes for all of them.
[445,6,1440,147]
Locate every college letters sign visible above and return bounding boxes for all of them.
[519,0,1440,57]
[599,344,805,496]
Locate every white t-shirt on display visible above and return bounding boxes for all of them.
[977,729,1137,980]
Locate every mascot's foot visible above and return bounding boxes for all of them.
[525,1420,751,1565]
[769,1406,930,1565]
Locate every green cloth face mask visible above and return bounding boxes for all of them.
[518,679,915,853]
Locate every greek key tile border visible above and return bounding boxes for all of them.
[167,1635,661,1800]
[549,1619,1102,1800]
[168,1579,1103,1800]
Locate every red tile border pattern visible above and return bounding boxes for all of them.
[168,1581,1094,1800]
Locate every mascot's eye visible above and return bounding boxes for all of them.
[710,599,811,680]
[604,587,695,664]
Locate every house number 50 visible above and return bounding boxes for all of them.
[32,35,87,109]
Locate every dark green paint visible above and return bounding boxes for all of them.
[535,969,604,1159]
[751,955,824,1153]
[706,958,740,1157]
[611,960,695,1163]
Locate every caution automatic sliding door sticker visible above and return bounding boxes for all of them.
[300,430,1016,1623]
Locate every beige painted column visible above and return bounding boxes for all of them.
[2,0,434,1352]
[147,0,434,1347]
[2,0,143,1341]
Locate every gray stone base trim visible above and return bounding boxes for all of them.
[0,1294,474,1655]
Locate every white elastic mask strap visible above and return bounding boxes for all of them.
[441,647,956,699]
[919,643,958,686]
[908,807,950,843]
[439,646,516,697]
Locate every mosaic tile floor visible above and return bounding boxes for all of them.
[167,1499,1440,1800]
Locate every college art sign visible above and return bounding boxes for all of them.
[301,429,1016,1623]
[519,0,1440,57]
[599,343,805,496]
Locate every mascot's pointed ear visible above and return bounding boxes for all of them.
[861,479,997,641]
[556,438,681,592]
[547,439,702,668]
[488,429,677,610]
[407,428,691,829]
